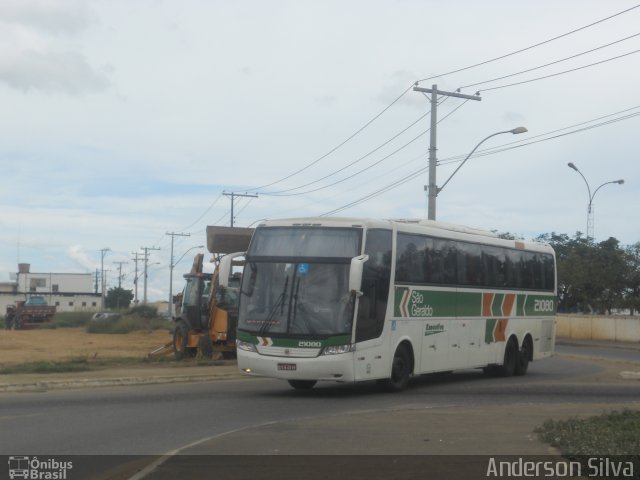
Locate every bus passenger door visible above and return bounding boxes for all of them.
[354,230,392,381]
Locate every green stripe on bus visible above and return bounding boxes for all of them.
[394,287,555,318]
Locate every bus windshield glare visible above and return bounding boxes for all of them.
[238,227,362,337]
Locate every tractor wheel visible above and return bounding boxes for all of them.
[173,320,193,360]
[197,335,214,359]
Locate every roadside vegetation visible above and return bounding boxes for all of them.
[0,356,176,375]
[27,305,171,334]
[536,410,640,478]
[86,306,171,334]
[537,233,640,315]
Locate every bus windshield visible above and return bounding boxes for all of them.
[238,261,354,337]
[237,226,362,337]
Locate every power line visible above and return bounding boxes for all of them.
[223,192,258,227]
[478,48,640,93]
[246,84,415,192]
[238,5,640,200]
[180,192,223,232]
[264,97,453,196]
[263,112,429,195]
[459,32,640,91]
[262,99,470,198]
[438,105,640,166]
[415,4,640,84]
[320,107,640,216]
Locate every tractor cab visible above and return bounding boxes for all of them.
[170,226,254,359]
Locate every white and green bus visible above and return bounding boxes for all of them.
[236,217,556,391]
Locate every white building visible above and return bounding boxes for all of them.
[1,263,101,314]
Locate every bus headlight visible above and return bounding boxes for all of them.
[236,340,257,353]
[321,344,355,355]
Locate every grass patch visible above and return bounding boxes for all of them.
[536,410,640,478]
[86,314,171,334]
[0,357,93,374]
[43,311,94,329]
[0,356,166,374]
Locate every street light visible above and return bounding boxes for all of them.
[567,162,624,240]
[168,245,204,316]
[436,127,528,199]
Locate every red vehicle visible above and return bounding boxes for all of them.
[11,296,56,329]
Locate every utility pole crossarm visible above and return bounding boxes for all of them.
[412,86,482,102]
[223,191,259,228]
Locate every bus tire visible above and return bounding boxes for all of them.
[288,380,317,390]
[381,345,411,392]
[173,320,192,360]
[498,337,518,377]
[515,336,532,376]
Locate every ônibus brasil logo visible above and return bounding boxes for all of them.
[8,456,73,479]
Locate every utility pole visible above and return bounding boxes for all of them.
[94,269,100,294]
[166,232,190,316]
[141,246,160,304]
[223,191,258,227]
[413,84,481,220]
[131,252,144,305]
[112,261,128,288]
[99,248,111,310]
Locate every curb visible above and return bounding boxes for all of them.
[0,372,245,393]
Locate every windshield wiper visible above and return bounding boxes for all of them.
[259,275,289,337]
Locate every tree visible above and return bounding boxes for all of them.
[105,287,134,310]
[625,242,640,315]
[537,232,636,314]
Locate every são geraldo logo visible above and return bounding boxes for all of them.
[8,456,73,479]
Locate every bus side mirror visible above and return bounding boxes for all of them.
[349,254,369,297]
[218,252,245,287]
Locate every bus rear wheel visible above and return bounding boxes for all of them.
[287,380,317,390]
[498,337,518,377]
[515,337,532,376]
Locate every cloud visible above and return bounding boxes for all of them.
[66,245,99,272]
[0,50,109,94]
[0,0,90,35]
[0,0,109,94]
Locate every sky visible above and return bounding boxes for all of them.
[1,0,639,302]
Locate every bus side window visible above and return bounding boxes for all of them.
[356,229,392,343]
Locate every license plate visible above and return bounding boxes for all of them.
[277,363,297,371]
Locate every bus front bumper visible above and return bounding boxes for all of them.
[237,350,356,382]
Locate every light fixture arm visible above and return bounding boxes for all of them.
[591,180,624,208]
[438,128,526,195]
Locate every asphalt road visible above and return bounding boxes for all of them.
[1,342,639,479]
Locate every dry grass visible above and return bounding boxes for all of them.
[0,327,172,366]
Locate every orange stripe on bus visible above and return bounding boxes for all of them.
[482,293,494,317]
[494,319,508,342]
[502,294,516,317]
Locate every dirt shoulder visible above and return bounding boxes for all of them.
[0,327,172,365]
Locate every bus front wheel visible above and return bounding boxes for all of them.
[380,345,411,392]
[288,380,317,390]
